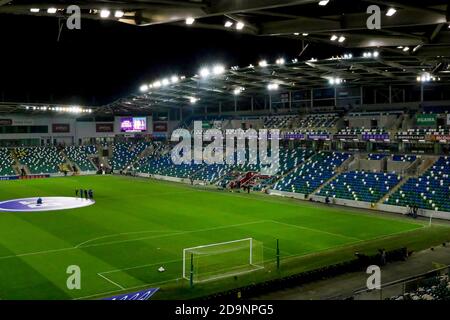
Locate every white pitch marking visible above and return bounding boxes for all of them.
[268,220,362,241]
[97,273,125,290]
[75,230,180,248]
[0,220,269,260]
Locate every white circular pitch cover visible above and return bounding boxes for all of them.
[0,197,95,212]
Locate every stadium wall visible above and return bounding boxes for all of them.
[268,189,450,221]
[0,114,163,143]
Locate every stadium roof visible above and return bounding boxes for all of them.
[99,53,450,114]
[2,53,450,115]
[1,0,449,54]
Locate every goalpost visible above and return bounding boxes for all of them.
[182,238,264,283]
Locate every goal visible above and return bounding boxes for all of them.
[182,238,264,283]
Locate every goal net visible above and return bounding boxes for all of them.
[182,238,264,283]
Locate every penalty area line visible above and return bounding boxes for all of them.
[97,273,125,290]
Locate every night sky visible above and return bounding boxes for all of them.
[0,15,337,106]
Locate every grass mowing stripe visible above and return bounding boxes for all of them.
[0,220,269,260]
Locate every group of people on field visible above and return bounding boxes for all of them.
[407,204,419,219]
[76,188,94,200]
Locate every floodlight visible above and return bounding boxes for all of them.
[236,22,245,30]
[212,65,225,75]
[100,9,110,18]
[200,68,210,78]
[386,8,397,16]
[47,8,57,14]
[115,10,125,18]
[186,17,195,25]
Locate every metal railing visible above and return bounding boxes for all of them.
[350,265,449,300]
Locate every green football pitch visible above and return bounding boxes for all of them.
[0,175,449,300]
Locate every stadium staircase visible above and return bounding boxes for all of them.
[125,143,157,172]
[310,154,355,197]
[262,150,316,190]
[378,176,410,204]
[10,151,22,175]
[59,150,77,173]
[415,156,439,177]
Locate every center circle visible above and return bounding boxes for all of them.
[0,197,95,212]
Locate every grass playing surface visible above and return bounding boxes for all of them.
[0,175,449,300]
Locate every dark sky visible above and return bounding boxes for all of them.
[0,15,335,106]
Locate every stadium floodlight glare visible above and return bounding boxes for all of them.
[259,60,268,67]
[233,87,244,95]
[403,47,410,52]
[189,97,198,104]
[318,0,330,6]
[236,22,245,30]
[100,9,111,18]
[199,67,210,78]
[329,77,343,85]
[139,84,149,92]
[267,83,279,91]
[294,32,300,36]
[302,33,309,36]
[224,21,233,28]
[171,76,179,83]
[186,17,195,25]
[212,65,225,75]
[30,8,40,13]
[418,72,433,83]
[114,10,125,18]
[386,8,397,16]
[153,80,162,88]
[338,36,346,43]
[161,78,170,86]
[330,35,338,41]
[276,58,285,65]
[373,51,379,58]
[47,8,57,14]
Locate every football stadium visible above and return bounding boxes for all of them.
[0,0,450,305]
